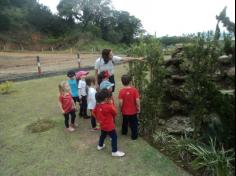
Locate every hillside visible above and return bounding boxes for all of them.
[0,0,143,51]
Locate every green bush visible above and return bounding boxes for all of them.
[171,134,196,162]
[128,37,168,135]
[187,138,235,176]
[152,131,175,145]
[0,81,13,94]
[184,32,235,148]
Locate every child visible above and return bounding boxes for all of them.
[67,70,80,108]
[99,70,116,105]
[85,76,99,130]
[98,70,114,92]
[100,81,115,105]
[93,89,125,157]
[77,70,89,119]
[118,74,140,140]
[58,81,76,132]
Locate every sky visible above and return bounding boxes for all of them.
[38,0,235,37]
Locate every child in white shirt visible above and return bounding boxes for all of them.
[77,71,89,119]
[86,76,100,130]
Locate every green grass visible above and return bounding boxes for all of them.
[0,64,190,176]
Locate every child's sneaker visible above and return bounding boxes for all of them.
[83,115,90,119]
[91,127,100,131]
[68,127,75,132]
[112,151,125,157]
[70,124,78,128]
[97,144,106,151]
[91,128,99,132]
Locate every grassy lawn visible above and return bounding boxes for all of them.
[0,64,191,176]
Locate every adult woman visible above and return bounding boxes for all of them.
[95,49,122,92]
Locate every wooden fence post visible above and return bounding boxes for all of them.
[36,56,42,75]
[77,53,81,69]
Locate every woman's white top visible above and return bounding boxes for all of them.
[94,56,122,75]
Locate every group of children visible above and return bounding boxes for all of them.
[58,69,140,157]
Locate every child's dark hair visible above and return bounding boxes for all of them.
[85,76,96,95]
[95,89,112,103]
[67,70,75,78]
[85,76,96,87]
[121,74,132,86]
[102,49,112,64]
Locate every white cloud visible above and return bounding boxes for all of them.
[112,0,235,36]
[38,0,235,37]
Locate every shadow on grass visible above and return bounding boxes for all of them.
[26,119,55,133]
[0,90,18,95]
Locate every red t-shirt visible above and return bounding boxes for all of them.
[93,103,117,131]
[118,87,140,115]
[59,93,74,113]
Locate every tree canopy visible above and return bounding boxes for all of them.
[57,0,143,44]
[0,0,143,45]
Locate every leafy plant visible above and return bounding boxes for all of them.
[152,131,176,145]
[0,81,13,94]
[171,133,196,162]
[128,37,168,135]
[184,32,235,148]
[187,138,235,176]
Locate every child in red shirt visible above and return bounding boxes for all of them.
[93,89,125,157]
[58,81,77,132]
[118,74,140,140]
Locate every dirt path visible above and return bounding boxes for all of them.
[0,52,99,75]
[0,52,134,82]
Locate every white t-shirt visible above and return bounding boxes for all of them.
[78,80,87,97]
[94,56,122,75]
[87,87,97,110]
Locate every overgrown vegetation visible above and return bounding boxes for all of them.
[0,81,13,94]
[128,8,235,176]
[187,138,235,176]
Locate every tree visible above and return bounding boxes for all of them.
[215,7,235,61]
[57,0,112,29]
[0,0,10,31]
[28,4,68,36]
[0,13,10,31]
[216,7,235,36]
[57,0,77,25]
[115,11,142,44]
[100,10,143,44]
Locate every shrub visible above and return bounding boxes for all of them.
[171,134,196,162]
[128,37,168,135]
[0,81,13,94]
[184,32,235,148]
[187,138,235,176]
[152,131,175,145]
